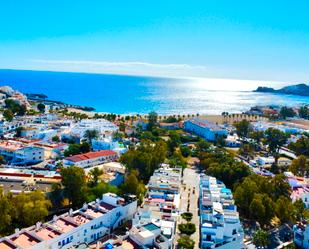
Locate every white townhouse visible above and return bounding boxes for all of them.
[199,174,244,249]
[0,193,137,249]
[0,140,44,165]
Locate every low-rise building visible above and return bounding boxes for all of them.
[0,193,137,249]
[0,140,44,165]
[199,174,244,249]
[184,118,228,141]
[63,150,118,168]
[128,165,181,249]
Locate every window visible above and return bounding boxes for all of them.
[232,229,236,235]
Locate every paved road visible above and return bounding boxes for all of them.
[176,166,200,248]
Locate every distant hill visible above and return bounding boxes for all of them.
[254,83,309,97]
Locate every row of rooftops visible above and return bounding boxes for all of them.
[0,193,135,249]
[200,174,239,222]
[147,165,182,192]
[64,150,117,163]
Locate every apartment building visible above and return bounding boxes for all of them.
[128,165,182,249]
[0,193,137,249]
[0,140,44,165]
[184,118,228,141]
[199,174,244,249]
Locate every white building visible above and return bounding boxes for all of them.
[256,156,275,166]
[128,165,181,249]
[0,116,35,134]
[0,193,137,249]
[92,137,128,155]
[199,174,244,249]
[0,140,45,165]
[61,119,118,142]
[184,118,228,141]
[63,150,118,168]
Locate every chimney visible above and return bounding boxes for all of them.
[35,222,42,230]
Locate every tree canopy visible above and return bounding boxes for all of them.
[234,119,252,139]
[120,139,167,181]
[60,166,88,207]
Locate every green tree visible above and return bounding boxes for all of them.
[253,229,269,248]
[167,131,181,154]
[15,126,25,137]
[37,103,45,113]
[275,196,295,223]
[177,236,195,249]
[181,212,193,222]
[249,130,264,150]
[12,191,51,228]
[90,182,118,200]
[120,170,145,203]
[234,119,252,139]
[289,136,309,157]
[180,146,191,157]
[249,194,275,227]
[49,182,64,210]
[64,142,91,157]
[289,155,309,177]
[264,128,287,163]
[280,106,296,119]
[178,223,196,236]
[0,188,12,235]
[120,140,167,181]
[83,129,99,143]
[196,139,211,153]
[147,111,158,130]
[3,109,14,121]
[234,177,259,216]
[293,199,309,222]
[271,174,291,200]
[299,106,309,119]
[52,135,60,142]
[60,166,88,208]
[88,167,103,187]
[5,99,26,115]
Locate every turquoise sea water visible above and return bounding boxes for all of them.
[0,69,308,115]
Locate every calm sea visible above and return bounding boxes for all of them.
[0,69,308,115]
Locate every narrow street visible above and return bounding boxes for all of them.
[176,166,200,248]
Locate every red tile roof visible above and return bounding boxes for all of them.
[65,150,117,162]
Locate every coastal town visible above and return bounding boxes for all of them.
[0,85,308,249]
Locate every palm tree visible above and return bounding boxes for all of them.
[84,129,99,143]
[88,167,103,187]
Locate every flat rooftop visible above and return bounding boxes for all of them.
[11,233,41,249]
[33,226,62,241]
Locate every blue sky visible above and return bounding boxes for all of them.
[1,1,309,82]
